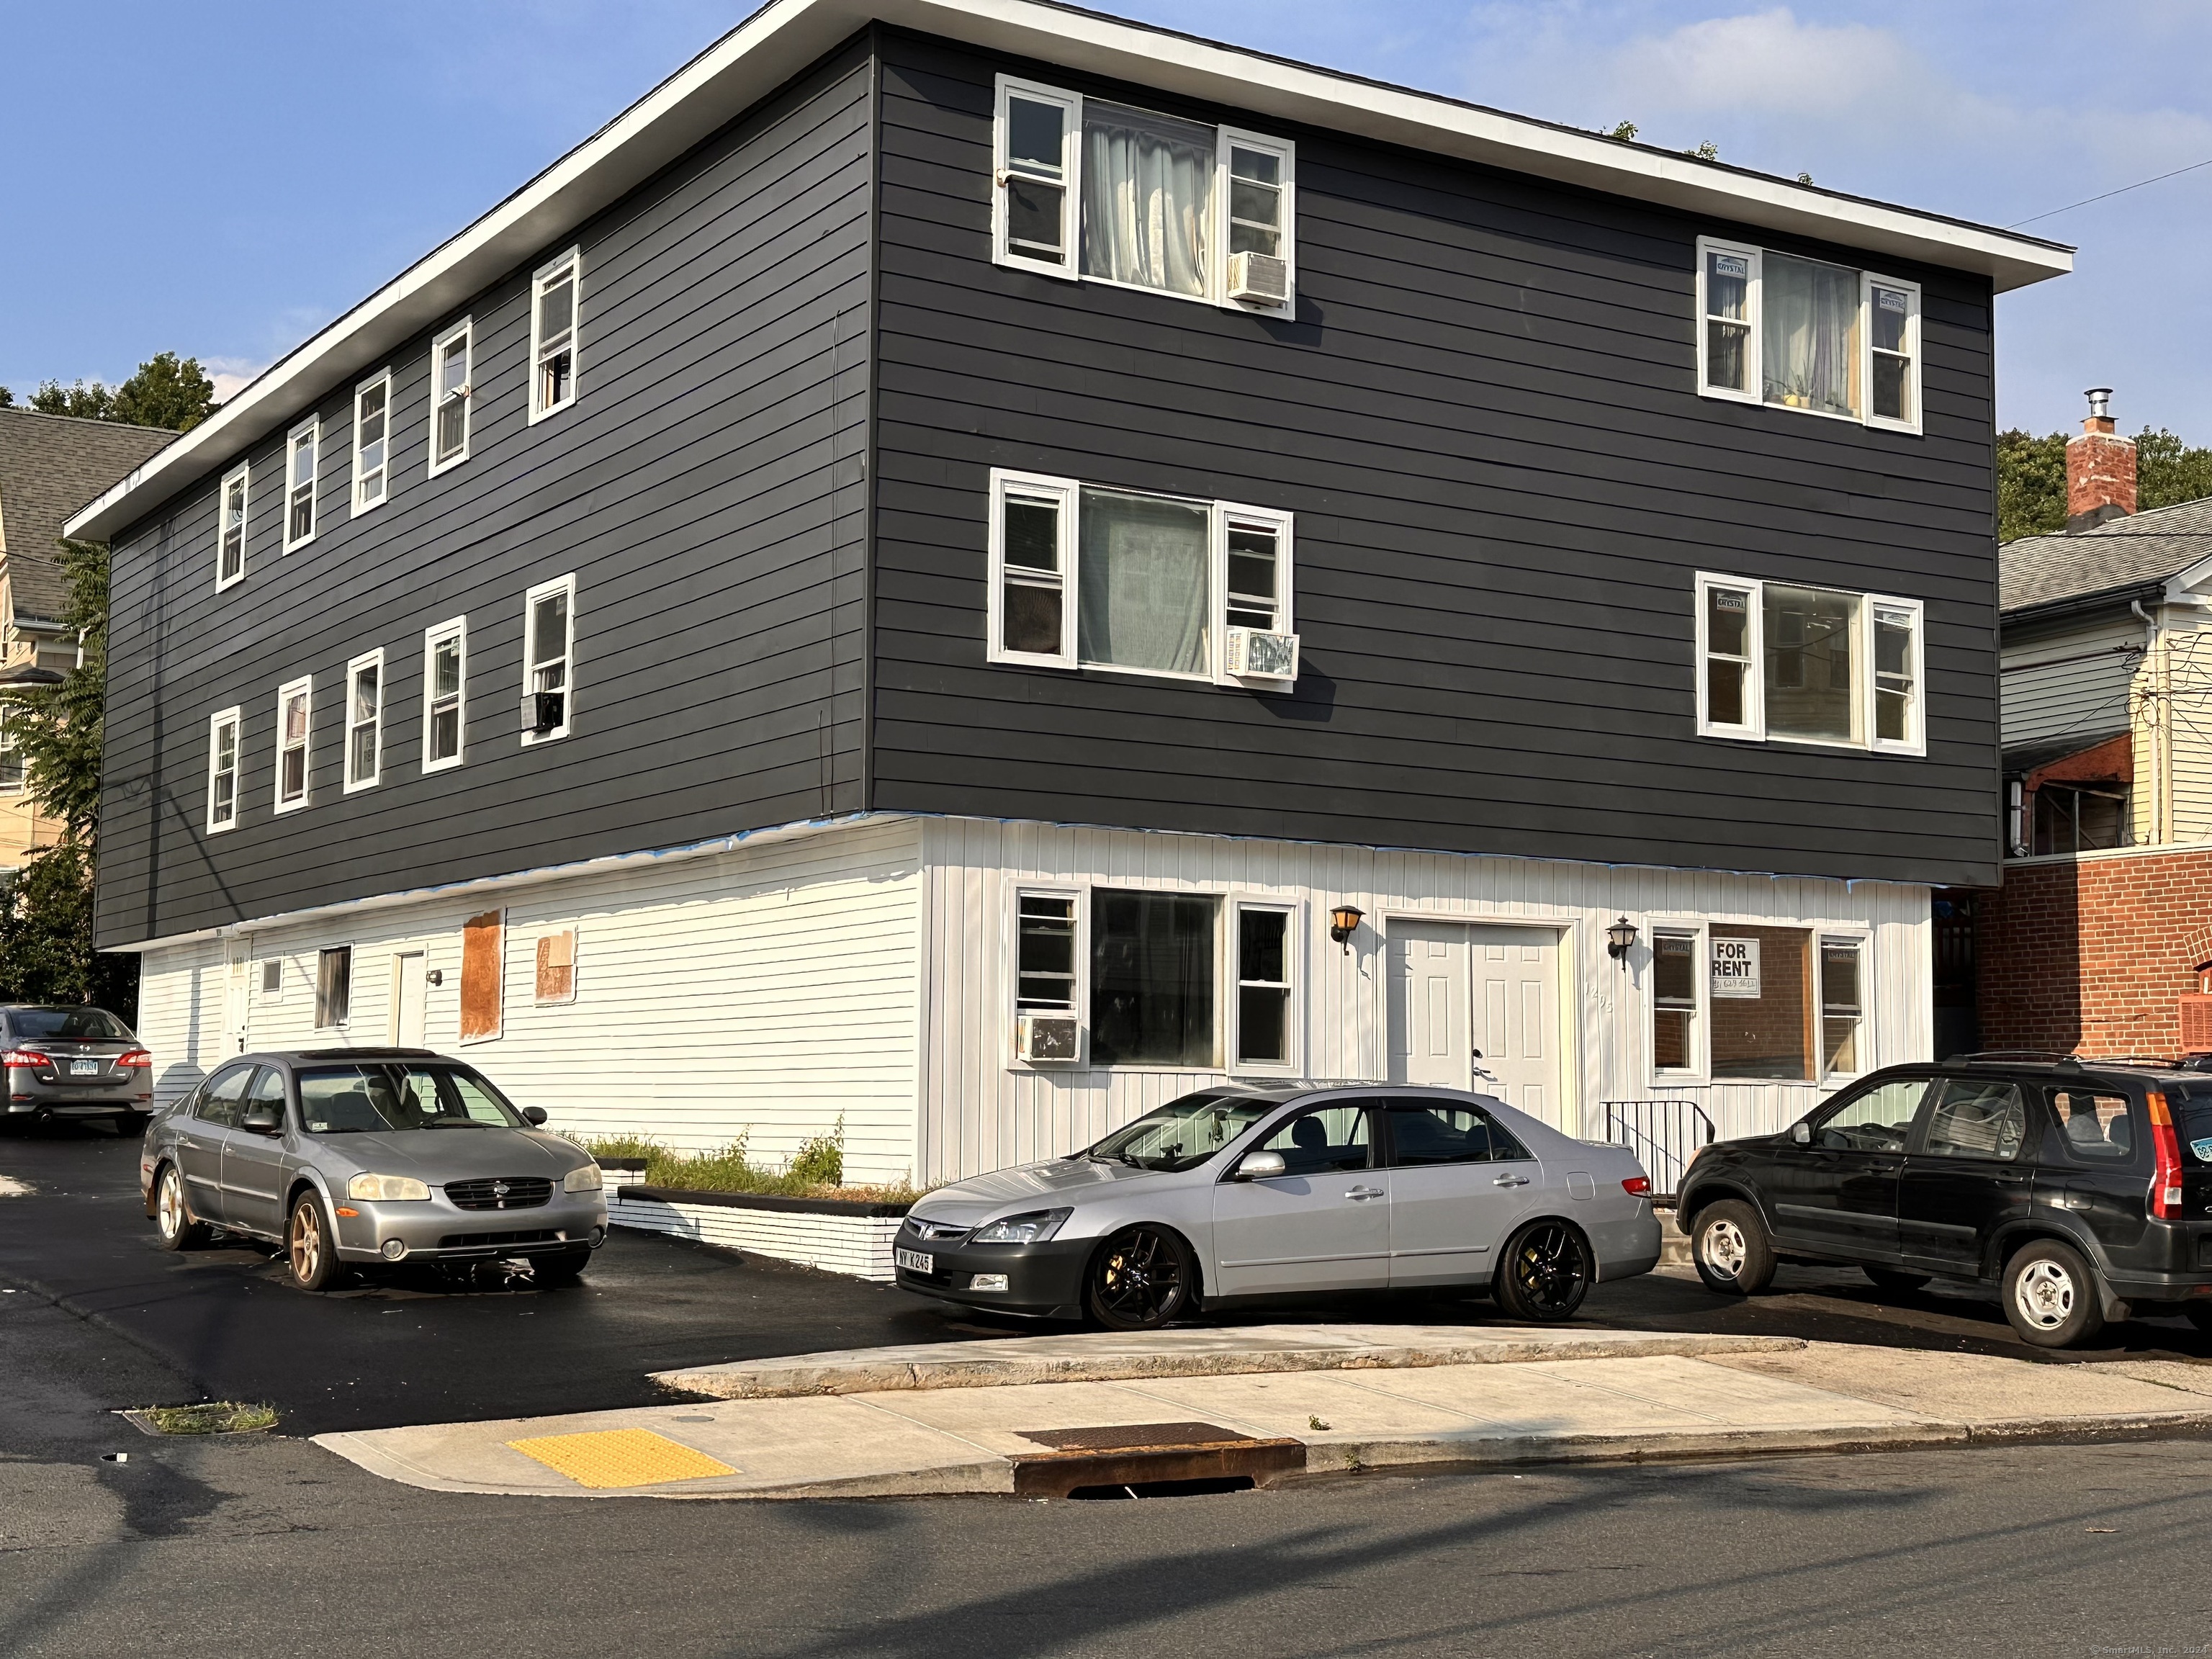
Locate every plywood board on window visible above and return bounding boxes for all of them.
[460,910,503,1042]
[536,928,577,1004]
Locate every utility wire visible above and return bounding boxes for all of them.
[2008,156,2212,228]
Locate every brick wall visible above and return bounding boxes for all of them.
[1978,848,2212,1056]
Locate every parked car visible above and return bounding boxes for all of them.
[1678,1056,2212,1348]
[894,1083,1659,1330]
[1,1004,153,1133]
[140,1048,607,1291]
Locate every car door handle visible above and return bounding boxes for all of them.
[1493,1174,1532,1187]
[1865,1162,1899,1174]
[1345,1185,1385,1200]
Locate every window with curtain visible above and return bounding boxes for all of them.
[1697,238,1920,432]
[1762,252,1861,418]
[1082,102,1215,298]
[1079,489,1210,676]
[1089,891,1218,1066]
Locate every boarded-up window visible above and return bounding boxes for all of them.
[536,930,576,1004]
[459,910,503,1042]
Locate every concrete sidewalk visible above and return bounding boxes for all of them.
[312,1323,2212,1501]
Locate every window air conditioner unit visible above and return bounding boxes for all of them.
[1017,1013,1080,1064]
[521,690,565,733]
[1226,251,1289,306]
[1225,626,1300,683]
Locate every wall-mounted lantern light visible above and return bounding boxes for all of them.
[1606,916,1639,960]
[1328,904,1365,953]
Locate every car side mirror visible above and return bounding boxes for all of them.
[523,1106,549,1126]
[240,1103,282,1135]
[1235,1149,1287,1181]
[1791,1121,1812,1146]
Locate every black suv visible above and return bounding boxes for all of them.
[1676,1056,2212,1347]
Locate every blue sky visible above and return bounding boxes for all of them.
[6,1,2210,436]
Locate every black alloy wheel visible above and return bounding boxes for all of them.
[1495,1219,1591,1322]
[1084,1226,1193,1331]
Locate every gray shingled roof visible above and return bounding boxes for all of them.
[0,408,174,627]
[2002,496,2212,615]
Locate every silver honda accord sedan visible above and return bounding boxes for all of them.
[141,1048,607,1290]
[894,1083,1660,1329]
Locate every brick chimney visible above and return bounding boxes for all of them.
[2067,387,2136,532]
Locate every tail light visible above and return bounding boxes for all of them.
[118,1050,153,1069]
[1622,1176,1653,1197]
[3,1049,52,1071]
[2149,1089,2186,1220]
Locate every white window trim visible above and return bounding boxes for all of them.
[529,249,582,424]
[1866,593,1928,757]
[1213,501,1295,687]
[351,369,392,516]
[343,648,384,793]
[1817,927,1874,1084]
[205,706,242,835]
[1008,884,1087,1071]
[1862,271,1923,435]
[422,616,467,774]
[986,469,1079,670]
[1695,572,1763,741]
[992,75,1297,315]
[260,958,285,1002]
[522,573,576,746]
[314,943,354,1032]
[1694,237,1761,407]
[1646,916,1711,1087]
[282,417,318,553]
[216,462,250,593]
[1227,895,1303,1076]
[274,675,313,814]
[428,318,474,477]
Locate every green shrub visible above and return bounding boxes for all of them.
[788,1118,844,1187]
[584,1123,909,1202]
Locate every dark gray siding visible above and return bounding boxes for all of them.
[99,40,876,949]
[867,30,2002,888]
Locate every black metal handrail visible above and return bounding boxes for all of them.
[1603,1099,1717,1202]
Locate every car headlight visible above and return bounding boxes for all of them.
[971,1208,1072,1245]
[347,1174,431,1202]
[563,1164,604,1193]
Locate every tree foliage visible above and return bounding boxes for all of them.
[6,352,218,433]
[1997,426,2212,544]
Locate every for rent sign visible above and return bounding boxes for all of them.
[1712,936,1761,999]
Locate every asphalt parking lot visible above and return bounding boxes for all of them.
[7,1118,2212,1442]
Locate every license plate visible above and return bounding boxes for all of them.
[70,1060,99,1077]
[894,1249,933,1274]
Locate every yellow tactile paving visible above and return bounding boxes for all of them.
[505,1426,737,1489]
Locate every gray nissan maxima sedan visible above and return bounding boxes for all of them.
[141,1048,607,1290]
[894,1084,1660,1329]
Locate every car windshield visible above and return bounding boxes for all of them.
[10,1007,131,1042]
[1085,1092,1281,1172]
[295,1064,526,1133]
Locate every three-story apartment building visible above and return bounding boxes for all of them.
[69,0,2070,1184]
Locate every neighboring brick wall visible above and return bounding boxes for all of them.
[1979,848,2212,1056]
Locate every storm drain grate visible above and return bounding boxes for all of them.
[1018,1422,1252,1453]
[1010,1422,1305,1498]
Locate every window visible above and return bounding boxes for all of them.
[992,75,1295,315]
[1089,890,1217,1067]
[1652,929,1700,1074]
[423,617,466,773]
[522,575,574,744]
[988,471,1295,686]
[2031,783,2131,856]
[0,708,21,794]
[352,372,391,513]
[1711,925,1809,1082]
[534,929,577,1004]
[274,676,313,812]
[1017,894,1078,1013]
[1384,1099,1530,1166]
[217,462,249,590]
[315,945,353,1030]
[1820,938,1863,1078]
[1695,238,1921,434]
[194,1063,257,1127]
[1695,573,1924,755]
[2051,1089,2134,1164]
[531,251,580,421]
[1809,1076,1926,1152]
[1919,1079,2027,1162]
[344,649,382,791]
[1253,1104,1372,1175]
[284,418,318,551]
[261,959,283,999]
[430,319,472,474]
[206,706,241,833]
[1233,904,1293,1069]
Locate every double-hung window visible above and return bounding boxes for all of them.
[430,319,473,474]
[315,945,352,1030]
[274,676,313,812]
[1696,238,1922,433]
[993,76,1296,315]
[0,709,19,794]
[1820,936,1865,1079]
[205,707,241,833]
[1696,573,1924,755]
[1017,894,1079,1016]
[283,418,318,552]
[988,470,1295,687]
[217,463,249,590]
[522,575,574,745]
[344,649,382,791]
[530,251,580,421]
[1651,928,1701,1076]
[1650,920,1869,1084]
[423,617,466,773]
[352,372,391,513]
[1231,903,1295,1071]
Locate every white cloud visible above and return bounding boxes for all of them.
[1608,9,1932,123]
[199,355,266,404]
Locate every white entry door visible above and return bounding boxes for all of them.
[1388,922,1472,1089]
[390,952,428,1047]
[1470,925,1560,1128]
[222,942,251,1056]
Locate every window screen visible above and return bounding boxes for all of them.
[1089,890,1216,1066]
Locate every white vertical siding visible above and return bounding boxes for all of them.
[2000,615,2143,751]
[2164,615,2212,842]
[133,819,925,1184]
[917,817,1930,1187]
